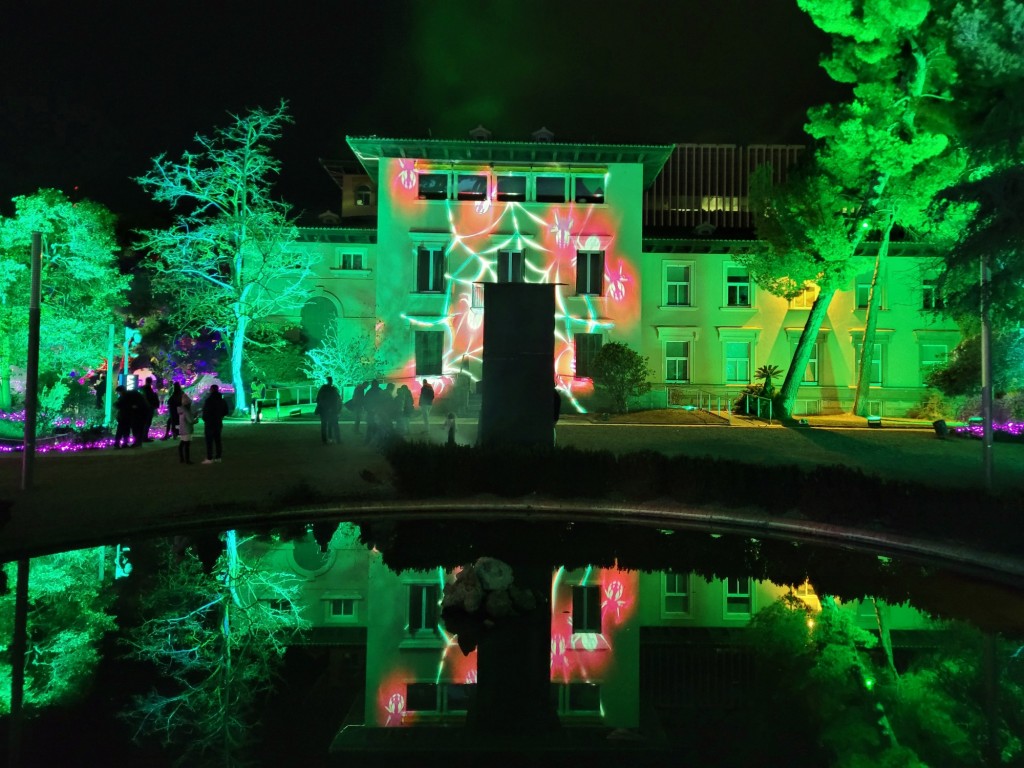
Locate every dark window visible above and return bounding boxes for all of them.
[456,173,488,201]
[446,684,474,712]
[726,267,750,307]
[415,332,444,377]
[572,585,601,633]
[355,185,372,206]
[568,683,601,711]
[406,682,438,711]
[496,175,526,202]
[922,277,943,310]
[497,250,525,283]
[576,251,604,295]
[417,246,446,292]
[574,334,603,379]
[408,583,440,634]
[535,176,566,203]
[418,173,448,200]
[574,176,604,204]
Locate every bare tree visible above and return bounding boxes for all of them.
[135,101,318,414]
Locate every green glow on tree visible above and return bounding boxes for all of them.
[135,101,318,414]
[0,190,128,412]
[590,342,653,414]
[0,549,117,714]
[121,532,307,765]
[798,0,966,416]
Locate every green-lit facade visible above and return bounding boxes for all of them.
[289,136,959,417]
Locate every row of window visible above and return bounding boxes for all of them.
[399,681,601,716]
[414,326,947,385]
[664,573,754,618]
[416,171,605,205]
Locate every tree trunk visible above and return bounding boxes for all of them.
[852,217,894,416]
[230,316,248,416]
[0,333,11,409]
[777,288,836,420]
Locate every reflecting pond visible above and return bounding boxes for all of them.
[3,517,1024,767]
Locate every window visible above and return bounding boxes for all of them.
[574,333,602,379]
[416,245,446,292]
[855,273,872,309]
[408,583,440,636]
[324,595,359,623]
[576,250,604,295]
[572,585,601,633]
[418,173,448,200]
[790,339,819,384]
[663,572,690,616]
[725,577,752,616]
[329,598,356,618]
[665,341,690,383]
[920,344,948,383]
[665,264,692,307]
[406,683,438,712]
[405,682,475,714]
[922,277,943,310]
[551,683,601,714]
[355,184,372,206]
[496,175,526,202]
[574,176,605,204]
[856,343,883,386]
[456,173,488,201]
[535,175,566,203]
[337,251,364,270]
[415,331,444,376]
[724,341,750,384]
[497,249,525,283]
[790,283,819,309]
[725,266,751,307]
[795,580,816,598]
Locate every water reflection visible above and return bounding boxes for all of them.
[4,518,1024,766]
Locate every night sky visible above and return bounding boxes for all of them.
[1,0,846,231]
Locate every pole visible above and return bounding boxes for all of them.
[21,232,41,490]
[9,559,29,768]
[11,231,41,768]
[980,254,994,491]
[105,323,114,426]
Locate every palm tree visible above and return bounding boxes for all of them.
[755,364,784,397]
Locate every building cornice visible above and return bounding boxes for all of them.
[345,136,676,189]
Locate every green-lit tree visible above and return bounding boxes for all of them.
[135,101,318,415]
[741,164,865,420]
[0,189,129,411]
[590,342,653,413]
[121,531,306,766]
[0,549,117,714]
[302,331,391,387]
[798,0,966,415]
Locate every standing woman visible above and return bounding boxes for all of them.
[164,382,183,440]
[177,393,196,464]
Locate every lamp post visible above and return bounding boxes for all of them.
[980,254,994,491]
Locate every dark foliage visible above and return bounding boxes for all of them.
[384,442,1024,563]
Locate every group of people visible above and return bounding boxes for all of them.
[113,377,229,465]
[112,377,162,448]
[314,378,442,446]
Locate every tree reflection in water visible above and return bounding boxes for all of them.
[2,518,1023,766]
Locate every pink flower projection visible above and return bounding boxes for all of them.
[390,162,641,398]
[549,566,637,683]
[397,159,417,191]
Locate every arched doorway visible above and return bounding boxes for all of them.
[301,297,338,350]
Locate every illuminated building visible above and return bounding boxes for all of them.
[242,528,934,741]
[290,136,959,416]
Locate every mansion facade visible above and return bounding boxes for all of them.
[289,137,958,417]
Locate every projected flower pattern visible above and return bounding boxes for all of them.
[376,566,635,725]
[392,164,640,412]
